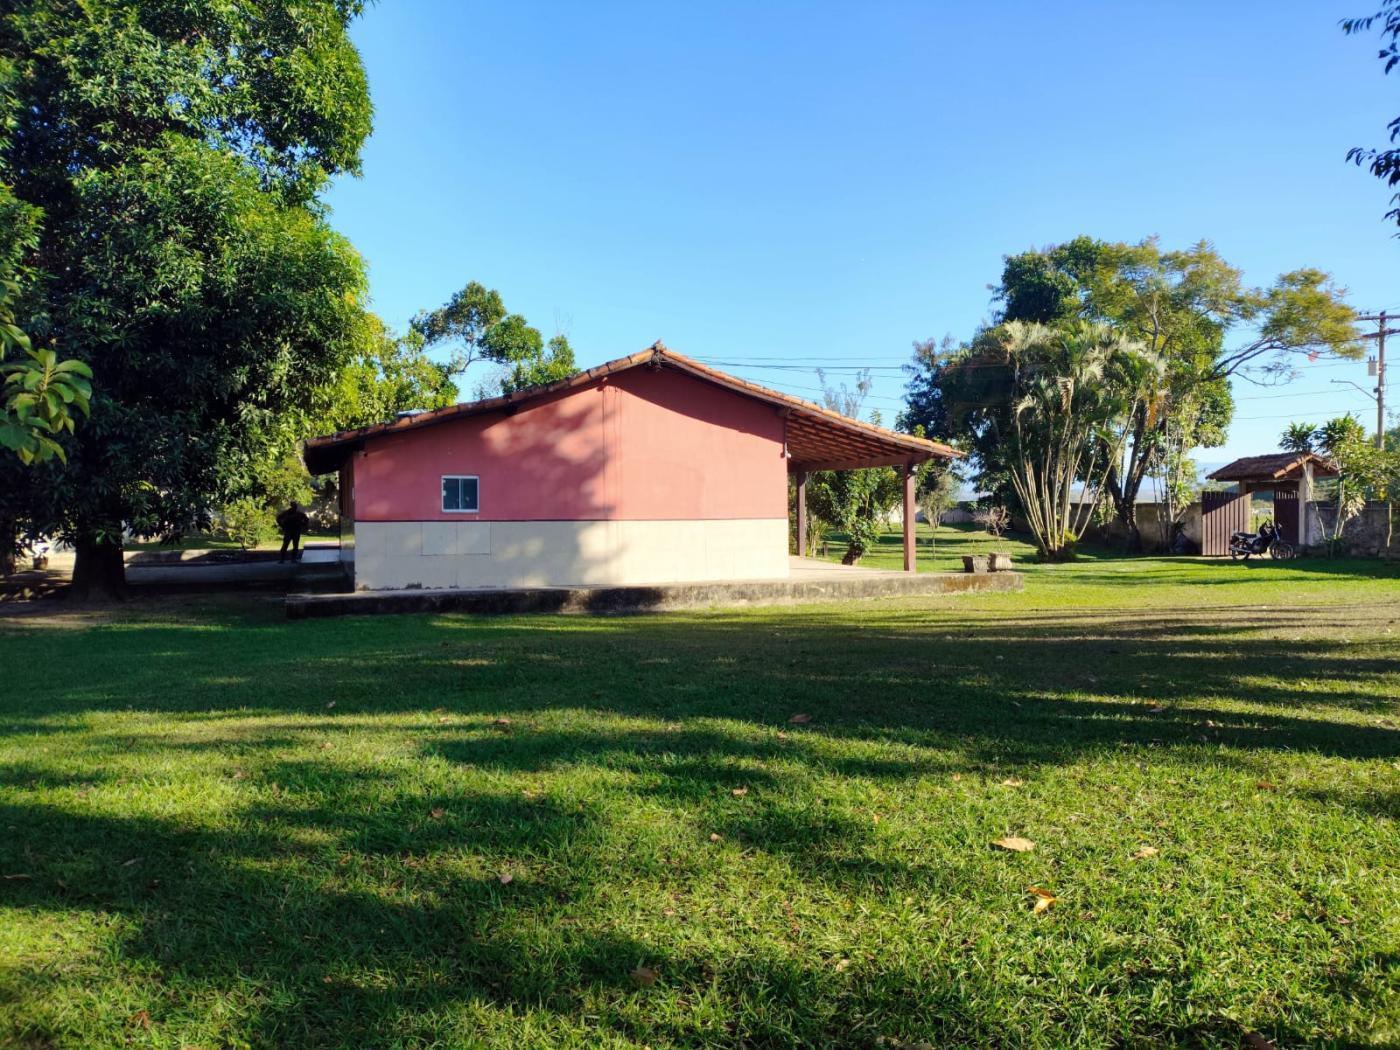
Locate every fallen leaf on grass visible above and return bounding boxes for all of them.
[630,965,658,987]
[1255,780,1277,791]
[1131,846,1159,860]
[1145,704,1166,714]
[1243,1033,1275,1050]
[497,872,513,885]
[318,742,333,751]
[731,787,748,797]
[1027,886,1056,914]
[788,713,813,724]
[992,836,1035,853]
[833,957,851,972]
[491,717,512,728]
[999,778,1025,788]
[325,701,336,710]
[128,1010,151,1030]
[951,773,962,782]
[429,807,445,819]
[437,716,452,725]
[709,833,722,843]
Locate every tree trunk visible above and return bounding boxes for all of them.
[0,518,15,577]
[71,534,127,601]
[1119,501,1142,553]
[1106,466,1145,553]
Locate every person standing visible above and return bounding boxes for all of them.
[276,502,310,563]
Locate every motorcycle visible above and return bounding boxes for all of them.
[1228,519,1295,561]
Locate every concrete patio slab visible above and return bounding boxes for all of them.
[284,556,1023,619]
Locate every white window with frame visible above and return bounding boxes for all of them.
[441,475,480,513]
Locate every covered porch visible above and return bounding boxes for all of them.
[783,408,951,573]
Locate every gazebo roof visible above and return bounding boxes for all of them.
[1207,451,1338,483]
[304,343,960,475]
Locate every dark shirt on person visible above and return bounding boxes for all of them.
[276,508,309,538]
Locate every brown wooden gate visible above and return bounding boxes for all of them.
[1273,489,1300,545]
[1201,490,1249,556]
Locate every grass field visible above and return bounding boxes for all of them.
[2,535,1398,1048]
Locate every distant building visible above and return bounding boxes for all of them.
[304,344,957,591]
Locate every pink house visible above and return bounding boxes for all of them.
[303,344,957,591]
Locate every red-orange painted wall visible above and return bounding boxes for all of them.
[351,368,788,522]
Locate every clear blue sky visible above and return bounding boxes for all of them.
[325,0,1399,464]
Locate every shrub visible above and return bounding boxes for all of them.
[217,498,277,550]
[974,505,1011,537]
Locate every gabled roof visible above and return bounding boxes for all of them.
[1207,452,1339,483]
[304,343,959,475]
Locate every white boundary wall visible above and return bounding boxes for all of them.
[353,519,789,590]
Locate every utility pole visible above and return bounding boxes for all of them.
[1354,312,1397,447]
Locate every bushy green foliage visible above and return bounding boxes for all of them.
[941,320,1162,560]
[1286,414,1399,552]
[216,497,278,551]
[910,238,1361,547]
[412,281,577,396]
[312,317,457,434]
[0,0,374,595]
[0,287,91,464]
[807,468,901,564]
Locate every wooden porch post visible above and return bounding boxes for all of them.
[902,463,916,572]
[795,470,808,558]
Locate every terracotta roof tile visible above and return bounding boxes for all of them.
[1207,452,1338,482]
[304,343,959,474]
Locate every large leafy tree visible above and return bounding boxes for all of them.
[412,281,577,397]
[0,73,91,469]
[1343,3,1400,225]
[0,0,373,597]
[311,316,456,434]
[934,320,1160,560]
[909,237,1361,548]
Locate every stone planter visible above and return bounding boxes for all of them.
[963,552,1013,574]
[961,555,989,574]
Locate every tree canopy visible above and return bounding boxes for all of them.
[907,237,1362,547]
[0,0,375,596]
[411,281,577,397]
[1343,3,1400,225]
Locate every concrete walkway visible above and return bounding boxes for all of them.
[286,560,1022,619]
[4,547,344,597]
[126,547,342,587]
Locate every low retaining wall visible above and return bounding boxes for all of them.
[286,570,1024,620]
[1306,500,1396,555]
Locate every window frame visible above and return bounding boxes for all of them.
[440,474,481,514]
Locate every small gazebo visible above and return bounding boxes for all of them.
[1206,452,1338,547]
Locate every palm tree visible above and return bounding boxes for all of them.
[997,320,1160,559]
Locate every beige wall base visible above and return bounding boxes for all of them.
[352,519,789,590]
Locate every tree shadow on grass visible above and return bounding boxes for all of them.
[4,598,1397,763]
[4,781,1383,1048]
[0,769,1020,1048]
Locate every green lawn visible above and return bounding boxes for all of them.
[1,547,1398,1048]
